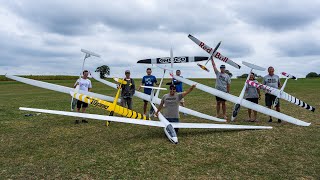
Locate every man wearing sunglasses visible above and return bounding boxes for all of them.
[155,84,196,133]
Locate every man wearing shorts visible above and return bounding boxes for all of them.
[211,59,231,120]
[155,84,196,134]
[172,70,185,108]
[73,70,92,124]
[263,66,282,123]
[245,73,261,122]
[138,68,158,116]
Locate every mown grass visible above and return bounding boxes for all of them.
[0,77,319,179]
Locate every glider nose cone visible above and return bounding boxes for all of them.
[164,124,178,144]
[171,137,178,144]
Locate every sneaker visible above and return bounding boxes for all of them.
[278,119,281,123]
[75,120,80,124]
[82,119,88,123]
[268,119,272,123]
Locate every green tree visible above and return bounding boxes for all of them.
[95,65,110,79]
[306,72,318,78]
[237,74,248,78]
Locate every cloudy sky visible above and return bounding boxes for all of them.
[1,0,319,78]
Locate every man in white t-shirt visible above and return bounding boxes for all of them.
[73,70,92,124]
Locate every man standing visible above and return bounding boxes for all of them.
[263,66,282,123]
[120,70,135,110]
[172,70,185,108]
[138,68,158,116]
[73,70,92,124]
[211,59,231,120]
[155,84,196,133]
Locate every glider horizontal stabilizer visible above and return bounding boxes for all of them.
[242,61,266,71]
[282,72,297,80]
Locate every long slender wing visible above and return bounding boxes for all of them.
[137,56,209,64]
[90,73,226,122]
[19,107,164,127]
[171,123,272,130]
[188,34,241,69]
[172,75,311,126]
[6,74,118,103]
[247,80,315,112]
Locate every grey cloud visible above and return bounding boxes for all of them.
[5,0,234,35]
[231,1,320,31]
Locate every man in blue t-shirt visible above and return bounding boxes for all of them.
[172,70,185,108]
[138,68,158,115]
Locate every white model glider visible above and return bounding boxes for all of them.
[171,75,311,126]
[188,34,241,69]
[231,61,266,121]
[271,72,297,108]
[5,74,118,103]
[19,93,272,144]
[246,80,315,112]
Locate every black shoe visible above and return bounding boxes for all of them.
[82,119,88,123]
[278,119,281,123]
[268,119,272,123]
[75,120,80,124]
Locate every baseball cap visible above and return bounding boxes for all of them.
[220,65,226,68]
[169,84,176,90]
[125,70,130,73]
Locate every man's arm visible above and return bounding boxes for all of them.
[226,84,230,93]
[211,59,219,74]
[182,84,196,97]
[138,77,145,91]
[73,80,79,88]
[88,81,92,92]
[131,79,135,95]
[278,77,282,89]
[155,100,164,117]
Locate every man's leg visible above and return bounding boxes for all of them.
[216,101,221,117]
[276,106,281,123]
[81,102,89,123]
[143,101,148,115]
[222,101,227,119]
[253,110,257,121]
[75,101,82,124]
[127,98,133,110]
[248,109,252,120]
[120,97,125,107]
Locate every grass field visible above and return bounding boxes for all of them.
[0,76,319,179]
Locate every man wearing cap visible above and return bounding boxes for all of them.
[138,68,158,116]
[120,70,135,110]
[211,59,231,120]
[263,66,282,123]
[172,70,186,108]
[155,84,196,133]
